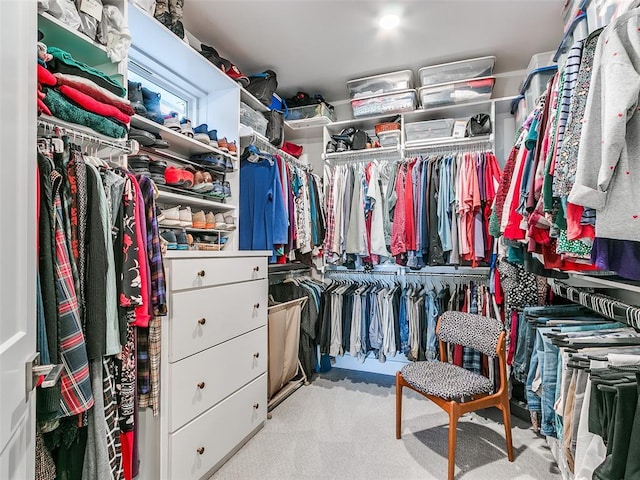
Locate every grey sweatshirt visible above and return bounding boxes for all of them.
[568,5,640,242]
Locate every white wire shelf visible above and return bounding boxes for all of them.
[156,188,236,211]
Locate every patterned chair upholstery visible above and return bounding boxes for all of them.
[395,311,514,480]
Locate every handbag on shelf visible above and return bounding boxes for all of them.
[465,113,492,137]
[264,109,284,147]
[246,69,278,106]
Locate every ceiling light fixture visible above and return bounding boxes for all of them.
[379,12,401,30]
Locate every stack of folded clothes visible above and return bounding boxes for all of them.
[37,43,132,139]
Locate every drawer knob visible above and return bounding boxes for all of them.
[197,447,205,455]
[253,266,260,272]
[197,382,206,389]
[253,303,260,309]
[197,270,206,277]
[253,403,260,410]
[253,352,260,359]
[198,318,206,326]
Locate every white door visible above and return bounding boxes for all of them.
[0,1,38,479]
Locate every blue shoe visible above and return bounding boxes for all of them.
[222,181,231,198]
[176,231,189,250]
[161,230,178,250]
[193,124,210,145]
[190,153,226,170]
[210,180,225,199]
[225,157,234,172]
[207,129,219,148]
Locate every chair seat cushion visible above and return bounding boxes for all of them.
[400,361,493,400]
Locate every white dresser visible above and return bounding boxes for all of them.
[138,251,271,480]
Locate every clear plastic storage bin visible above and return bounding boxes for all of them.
[377,130,401,148]
[584,0,636,33]
[240,102,268,136]
[350,89,418,118]
[553,13,588,66]
[347,70,414,99]
[418,77,495,109]
[286,103,336,129]
[418,56,496,87]
[522,66,557,118]
[405,119,455,143]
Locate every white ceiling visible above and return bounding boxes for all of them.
[183,0,564,103]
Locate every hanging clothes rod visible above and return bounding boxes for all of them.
[551,281,640,329]
[324,268,489,279]
[246,132,312,172]
[404,137,494,156]
[37,115,134,154]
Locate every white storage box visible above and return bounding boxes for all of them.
[347,70,414,99]
[240,102,268,137]
[405,119,454,143]
[350,89,417,118]
[418,77,495,109]
[553,13,589,66]
[418,56,496,87]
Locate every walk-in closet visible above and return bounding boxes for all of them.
[3,1,640,479]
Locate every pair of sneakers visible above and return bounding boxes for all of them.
[209,180,231,199]
[164,113,194,138]
[160,230,191,250]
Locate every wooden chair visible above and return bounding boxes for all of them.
[395,311,514,480]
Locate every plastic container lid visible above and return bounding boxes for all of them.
[405,118,455,133]
[418,56,496,87]
[347,70,414,99]
[553,13,588,62]
[519,66,558,94]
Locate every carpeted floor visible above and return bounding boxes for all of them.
[210,368,561,480]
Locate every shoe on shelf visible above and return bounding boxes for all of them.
[129,127,155,146]
[335,139,349,152]
[127,81,147,116]
[207,129,219,149]
[210,179,225,199]
[161,205,181,226]
[180,117,194,138]
[227,140,237,155]
[200,172,214,192]
[163,112,180,130]
[192,210,206,229]
[326,140,337,154]
[164,165,185,186]
[190,153,226,170]
[175,231,189,250]
[190,171,207,192]
[223,214,236,230]
[205,211,215,229]
[222,180,232,198]
[161,230,178,250]
[217,137,229,152]
[141,86,164,124]
[214,212,227,229]
[181,168,194,189]
[193,124,210,145]
[186,233,194,247]
[225,157,234,172]
[179,206,192,227]
[152,131,170,149]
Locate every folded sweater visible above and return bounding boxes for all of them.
[58,85,131,125]
[54,72,134,116]
[47,46,126,98]
[43,88,127,139]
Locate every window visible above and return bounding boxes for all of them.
[127,69,190,119]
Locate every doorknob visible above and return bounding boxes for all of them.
[26,352,63,392]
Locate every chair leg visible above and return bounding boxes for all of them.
[448,411,459,480]
[396,372,403,439]
[501,400,514,462]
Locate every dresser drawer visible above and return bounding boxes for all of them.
[168,326,267,432]
[169,374,267,480]
[169,280,267,362]
[168,257,267,291]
